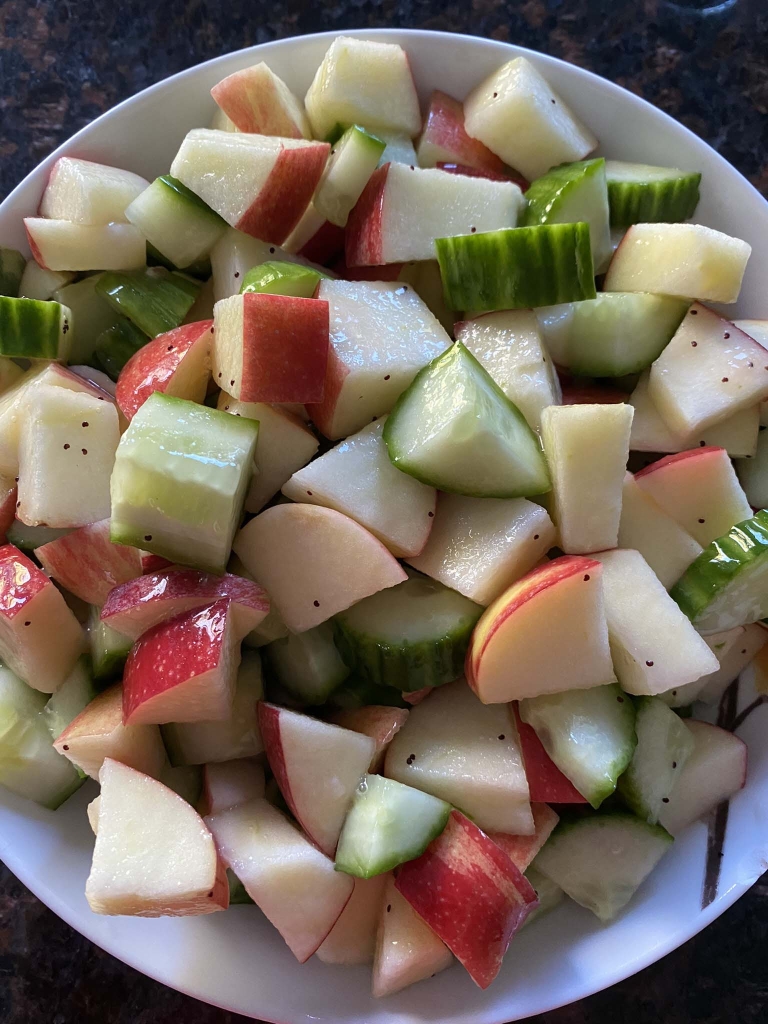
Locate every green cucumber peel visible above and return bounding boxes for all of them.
[93,317,149,381]
[96,267,200,338]
[240,261,326,297]
[604,161,701,227]
[0,296,72,360]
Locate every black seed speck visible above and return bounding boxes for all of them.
[741,649,747,654]
[62,744,69,751]
[691,341,698,347]
[207,891,213,898]
[698,518,705,524]
[690,309,698,315]
[217,372,222,379]
[662,797,670,803]
[722,377,729,383]
[646,660,654,667]
[671,690,677,696]
[583,574,590,581]
[269,247,275,254]
[234,271,240,278]
[672,761,677,769]
[724,332,730,339]
[313,600,320,607]
[699,440,706,447]
[15,501,20,508]
[493,92,498,98]
[167,346,174,352]
[63,444,70,450]
[384,375,390,381]
[617,696,625,703]
[23,621,30,626]
[409,165,414,171]
[498,734,505,740]
[81,448,87,455]
[470,226,477,233]
[230,380,235,386]
[307,490,313,496]
[428,511,434,517]
[144,535,152,541]
[534,534,539,539]
[387,904,391,912]
[81,421,89,427]
[749,362,754,368]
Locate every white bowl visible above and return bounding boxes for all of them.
[2,28,768,1024]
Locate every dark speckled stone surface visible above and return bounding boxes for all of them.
[1,1,768,1021]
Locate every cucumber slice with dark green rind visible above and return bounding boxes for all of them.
[264,622,349,704]
[536,292,689,377]
[522,158,611,272]
[383,342,551,498]
[604,161,701,227]
[670,510,768,632]
[334,573,482,692]
[157,175,227,218]
[0,296,73,360]
[96,268,200,338]
[435,223,596,313]
[240,260,326,298]
[326,676,409,710]
[0,666,84,809]
[334,773,451,878]
[0,248,25,297]
[617,696,695,824]
[519,684,637,809]
[93,316,149,381]
[6,521,72,552]
[88,605,133,682]
[533,810,673,922]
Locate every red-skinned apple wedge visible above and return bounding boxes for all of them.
[416,90,507,174]
[512,704,588,803]
[466,556,615,704]
[395,810,538,989]
[0,543,83,692]
[198,758,266,816]
[205,796,354,962]
[122,599,240,726]
[211,62,310,137]
[328,706,410,771]
[101,567,269,641]
[488,802,560,872]
[35,518,143,606]
[213,292,328,404]
[116,320,213,421]
[258,702,374,856]
[316,874,389,966]
[86,758,229,916]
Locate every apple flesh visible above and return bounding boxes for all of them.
[205,797,354,962]
[305,279,451,440]
[466,556,615,703]
[328,705,410,771]
[395,810,538,989]
[512,704,588,803]
[0,543,83,693]
[384,679,533,834]
[101,567,269,641]
[416,90,507,174]
[212,292,328,404]
[198,758,266,816]
[35,518,143,606]
[122,599,240,726]
[24,218,146,272]
[487,802,560,872]
[39,157,149,224]
[115,319,213,421]
[258,702,375,856]
[170,129,329,244]
[408,494,556,607]
[696,622,767,705]
[211,62,310,137]
[233,503,406,633]
[86,758,228,916]
[316,874,388,966]
[346,162,524,265]
[54,683,167,779]
[209,227,327,303]
[634,446,752,548]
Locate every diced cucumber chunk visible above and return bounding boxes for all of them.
[161,650,264,765]
[96,267,200,338]
[126,175,226,270]
[0,248,26,297]
[670,510,768,632]
[240,260,325,298]
[0,296,73,360]
[334,573,482,692]
[41,657,97,741]
[535,292,689,377]
[335,774,451,878]
[53,274,122,364]
[376,130,417,168]
[534,811,673,922]
[88,605,132,681]
[617,696,695,824]
[736,428,768,510]
[147,242,212,281]
[264,622,349,704]
[383,342,551,498]
[604,161,701,227]
[519,684,637,809]
[0,666,83,808]
[227,868,254,905]
[522,158,612,272]
[93,316,149,381]
[314,125,386,227]
[110,391,258,573]
[436,223,596,313]
[6,521,72,551]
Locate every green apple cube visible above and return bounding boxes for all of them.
[110,391,259,572]
[0,296,73,360]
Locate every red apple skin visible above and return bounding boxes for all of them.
[24,221,47,268]
[436,162,529,190]
[488,802,560,872]
[237,142,330,244]
[402,686,433,706]
[116,319,213,421]
[328,706,409,771]
[141,553,174,573]
[237,293,328,404]
[330,258,403,282]
[303,345,348,439]
[211,68,304,138]
[345,164,388,268]
[0,483,16,542]
[122,598,234,726]
[297,220,346,267]
[560,378,628,405]
[465,555,601,693]
[395,810,538,989]
[101,567,269,641]
[257,701,294,810]
[633,445,724,480]
[512,704,588,803]
[422,91,507,176]
[0,543,49,610]
[35,519,143,606]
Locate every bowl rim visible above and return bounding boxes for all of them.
[1,26,767,1023]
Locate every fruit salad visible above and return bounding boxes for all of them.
[0,33,766,998]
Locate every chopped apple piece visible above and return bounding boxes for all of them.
[40,157,149,224]
[417,90,507,174]
[85,758,228,916]
[199,758,266,816]
[328,706,409,772]
[211,62,310,137]
[697,622,767,705]
[316,874,388,966]
[488,802,560,872]
[233,504,406,632]
[512,705,588,803]
[466,556,615,703]
[35,519,142,606]
[24,218,147,272]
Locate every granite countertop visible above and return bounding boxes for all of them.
[1,0,767,1021]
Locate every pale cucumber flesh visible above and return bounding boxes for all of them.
[264,622,349,704]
